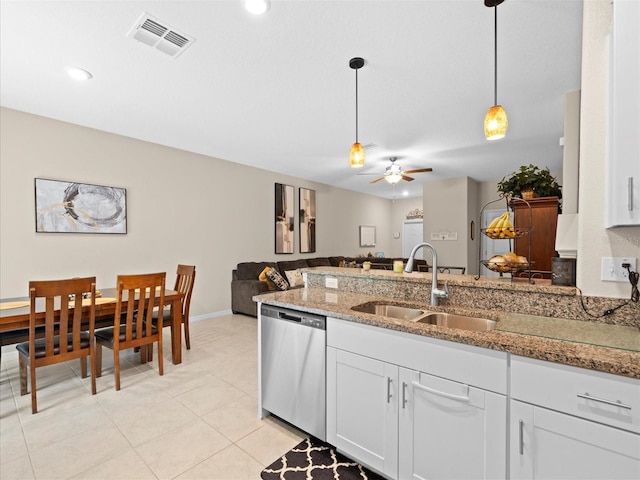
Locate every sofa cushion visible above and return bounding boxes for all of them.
[328,256,345,267]
[236,262,278,281]
[266,268,289,290]
[284,269,305,287]
[306,257,331,267]
[277,259,309,275]
[258,267,276,290]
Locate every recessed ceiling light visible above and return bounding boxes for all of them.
[244,0,270,15]
[66,66,93,81]
[403,191,409,196]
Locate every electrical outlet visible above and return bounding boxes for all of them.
[601,257,637,282]
[325,277,338,289]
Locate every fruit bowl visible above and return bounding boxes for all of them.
[482,259,532,274]
[482,226,530,240]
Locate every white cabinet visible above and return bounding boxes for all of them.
[327,347,398,478]
[511,400,640,480]
[606,0,640,227]
[398,368,506,480]
[326,317,508,480]
[510,356,640,479]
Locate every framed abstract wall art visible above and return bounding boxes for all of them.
[35,178,127,234]
[275,183,294,254]
[299,187,316,253]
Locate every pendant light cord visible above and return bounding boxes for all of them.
[355,68,359,143]
[493,5,498,106]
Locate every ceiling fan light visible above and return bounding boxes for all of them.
[350,142,365,168]
[244,0,270,15]
[484,105,508,140]
[385,173,402,184]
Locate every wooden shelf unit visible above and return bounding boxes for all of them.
[510,196,560,279]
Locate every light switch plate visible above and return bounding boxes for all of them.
[601,257,637,282]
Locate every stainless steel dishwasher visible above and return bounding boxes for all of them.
[260,304,326,441]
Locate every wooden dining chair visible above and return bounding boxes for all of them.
[150,264,196,356]
[16,277,97,414]
[95,272,165,391]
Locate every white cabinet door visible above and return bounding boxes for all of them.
[327,348,399,479]
[398,368,507,480]
[607,0,640,227]
[510,400,640,480]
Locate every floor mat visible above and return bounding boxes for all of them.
[261,437,385,480]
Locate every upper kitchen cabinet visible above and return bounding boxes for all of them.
[606,0,640,227]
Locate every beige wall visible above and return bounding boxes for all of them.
[579,0,640,297]
[422,176,479,272]
[0,108,393,316]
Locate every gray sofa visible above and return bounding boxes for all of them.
[231,256,427,317]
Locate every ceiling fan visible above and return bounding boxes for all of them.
[363,157,433,184]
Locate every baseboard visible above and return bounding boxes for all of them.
[190,309,234,322]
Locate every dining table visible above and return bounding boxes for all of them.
[0,287,186,364]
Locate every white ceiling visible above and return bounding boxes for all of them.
[0,0,583,199]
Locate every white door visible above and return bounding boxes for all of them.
[329,348,398,479]
[398,368,507,480]
[510,400,640,480]
[403,221,423,259]
[481,208,514,277]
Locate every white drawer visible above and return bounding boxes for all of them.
[511,356,640,434]
[327,317,507,394]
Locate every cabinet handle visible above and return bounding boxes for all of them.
[577,392,632,410]
[519,420,525,455]
[628,177,634,212]
[402,382,408,409]
[411,381,470,402]
[387,377,393,403]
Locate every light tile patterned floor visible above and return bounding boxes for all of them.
[0,314,305,480]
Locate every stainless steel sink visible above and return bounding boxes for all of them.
[351,302,425,321]
[350,301,497,332]
[414,312,497,332]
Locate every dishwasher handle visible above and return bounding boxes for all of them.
[279,312,303,322]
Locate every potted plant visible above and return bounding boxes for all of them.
[497,164,562,200]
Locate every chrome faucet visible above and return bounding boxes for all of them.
[404,242,449,306]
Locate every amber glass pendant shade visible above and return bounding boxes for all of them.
[484,105,508,140]
[350,142,365,168]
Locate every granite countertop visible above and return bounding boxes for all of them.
[254,287,640,379]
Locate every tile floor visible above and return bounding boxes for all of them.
[0,314,306,480]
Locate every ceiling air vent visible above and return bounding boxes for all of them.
[128,13,195,58]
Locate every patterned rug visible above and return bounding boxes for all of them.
[261,437,385,480]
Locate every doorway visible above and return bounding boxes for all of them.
[403,220,424,259]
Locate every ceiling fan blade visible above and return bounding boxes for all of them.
[370,176,386,184]
[401,175,415,182]
[357,172,381,176]
[403,168,433,174]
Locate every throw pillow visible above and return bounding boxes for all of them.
[258,267,275,291]
[285,269,304,287]
[266,268,288,291]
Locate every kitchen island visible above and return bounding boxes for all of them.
[255,267,640,480]
[255,267,640,379]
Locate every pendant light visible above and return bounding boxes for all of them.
[349,57,365,168]
[484,0,508,140]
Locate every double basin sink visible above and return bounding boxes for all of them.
[351,301,496,332]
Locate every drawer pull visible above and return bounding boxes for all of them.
[412,381,470,402]
[387,377,393,403]
[577,392,632,410]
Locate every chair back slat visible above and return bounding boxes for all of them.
[174,264,196,319]
[114,273,166,347]
[29,277,96,363]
